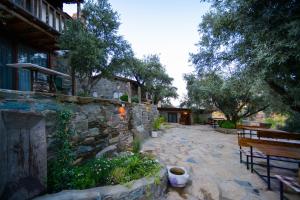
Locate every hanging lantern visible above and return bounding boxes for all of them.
[118,105,126,119]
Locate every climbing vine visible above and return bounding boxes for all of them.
[48,109,74,192]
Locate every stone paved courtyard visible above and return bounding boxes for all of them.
[142,125,299,200]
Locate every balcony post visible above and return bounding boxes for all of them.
[39,0,42,19]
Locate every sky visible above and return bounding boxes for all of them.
[63,1,211,106]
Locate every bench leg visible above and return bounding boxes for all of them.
[246,155,249,170]
[267,155,271,190]
[279,181,283,200]
[240,146,242,163]
[250,146,253,173]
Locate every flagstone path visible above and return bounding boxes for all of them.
[142,125,299,200]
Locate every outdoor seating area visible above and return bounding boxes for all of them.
[6,63,70,93]
[237,124,300,199]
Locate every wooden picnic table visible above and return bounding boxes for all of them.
[238,136,300,189]
[238,125,300,141]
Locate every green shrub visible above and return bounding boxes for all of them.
[153,118,160,131]
[48,153,161,192]
[120,94,128,102]
[132,138,141,154]
[132,95,139,103]
[218,120,236,129]
[159,116,165,124]
[283,112,300,132]
[265,114,287,129]
[48,110,74,192]
[153,117,165,131]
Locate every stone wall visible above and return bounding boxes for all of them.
[131,103,159,140]
[0,89,158,163]
[77,77,139,99]
[34,167,167,200]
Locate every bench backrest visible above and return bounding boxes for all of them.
[257,131,300,141]
[238,137,300,148]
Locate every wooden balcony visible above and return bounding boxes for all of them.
[0,0,73,51]
[6,0,71,32]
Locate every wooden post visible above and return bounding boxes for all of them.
[12,41,18,90]
[138,86,141,104]
[39,0,42,20]
[71,68,76,96]
[127,82,132,103]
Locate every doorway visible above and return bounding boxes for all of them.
[168,113,178,123]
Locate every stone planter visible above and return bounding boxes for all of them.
[34,167,167,200]
[151,131,159,138]
[167,166,189,188]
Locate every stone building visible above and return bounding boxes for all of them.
[158,107,212,125]
[90,76,139,100]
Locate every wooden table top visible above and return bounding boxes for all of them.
[240,126,288,133]
[248,142,300,160]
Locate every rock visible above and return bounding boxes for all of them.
[186,176,220,200]
[96,145,117,158]
[77,146,93,155]
[166,191,185,200]
[88,128,99,136]
[73,157,83,165]
[33,190,101,200]
[109,136,119,144]
[219,180,247,200]
[77,97,94,104]
[83,137,95,145]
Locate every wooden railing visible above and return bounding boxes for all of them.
[9,0,69,32]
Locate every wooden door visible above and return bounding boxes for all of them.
[168,113,178,123]
[0,111,46,200]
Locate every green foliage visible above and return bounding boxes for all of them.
[218,120,236,129]
[264,114,287,129]
[132,138,141,154]
[131,95,139,103]
[48,110,74,192]
[121,55,178,104]
[120,94,128,102]
[59,0,132,95]
[153,117,165,131]
[283,112,300,133]
[50,153,160,191]
[192,0,300,114]
[184,72,269,123]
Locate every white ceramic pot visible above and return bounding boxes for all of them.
[167,166,189,187]
[151,131,158,138]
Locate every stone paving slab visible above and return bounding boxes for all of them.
[142,125,300,200]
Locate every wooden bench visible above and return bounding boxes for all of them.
[238,137,300,189]
[275,175,300,200]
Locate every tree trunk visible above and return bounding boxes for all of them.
[71,67,76,96]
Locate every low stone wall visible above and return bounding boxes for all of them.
[215,127,237,134]
[34,167,167,200]
[131,103,159,140]
[0,89,158,162]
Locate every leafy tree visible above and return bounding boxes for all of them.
[59,0,132,95]
[121,55,178,104]
[191,0,300,113]
[184,71,269,124]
